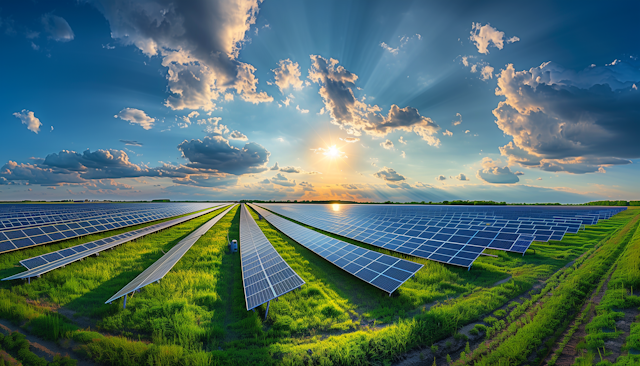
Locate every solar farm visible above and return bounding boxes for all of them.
[1,202,639,366]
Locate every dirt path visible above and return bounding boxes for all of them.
[0,319,95,366]
[393,280,545,366]
[546,265,616,365]
[603,306,640,363]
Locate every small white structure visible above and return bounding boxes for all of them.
[230,239,238,253]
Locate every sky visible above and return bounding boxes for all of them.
[1,0,639,203]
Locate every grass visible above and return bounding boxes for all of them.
[451,208,640,365]
[0,205,637,365]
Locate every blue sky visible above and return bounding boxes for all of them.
[1,0,639,203]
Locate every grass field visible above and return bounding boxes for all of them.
[0,205,638,365]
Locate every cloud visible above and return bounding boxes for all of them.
[13,110,42,134]
[270,59,303,93]
[373,167,406,182]
[436,175,447,181]
[299,181,315,192]
[398,136,407,145]
[229,130,248,140]
[481,65,494,80]
[452,113,462,126]
[296,105,309,114]
[91,0,271,111]
[308,55,440,145]
[379,34,421,55]
[172,174,238,188]
[455,173,469,181]
[280,166,302,173]
[179,111,200,128]
[476,157,520,184]
[115,108,155,130]
[443,129,453,136]
[401,151,406,158]
[270,172,296,187]
[514,171,524,176]
[340,137,359,143]
[270,162,280,170]
[201,117,229,136]
[494,60,640,174]
[41,14,74,42]
[120,140,143,147]
[380,139,394,150]
[469,23,516,54]
[178,136,270,175]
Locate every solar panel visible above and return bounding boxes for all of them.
[0,205,165,231]
[254,204,625,268]
[255,204,532,268]
[240,204,305,310]
[249,204,422,294]
[104,204,237,306]
[2,204,232,282]
[0,203,219,254]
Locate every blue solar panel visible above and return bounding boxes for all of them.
[253,204,624,268]
[0,203,218,254]
[249,204,422,294]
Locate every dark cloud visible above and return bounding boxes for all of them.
[476,158,520,184]
[308,55,440,145]
[42,149,150,179]
[178,136,270,175]
[387,182,411,189]
[270,173,296,187]
[172,174,238,188]
[120,140,143,147]
[436,175,446,181]
[41,14,74,42]
[373,167,406,182]
[280,166,302,173]
[90,0,271,110]
[455,173,469,181]
[495,60,640,174]
[270,162,280,171]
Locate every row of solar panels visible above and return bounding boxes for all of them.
[0,203,217,254]
[0,203,212,231]
[327,214,574,241]
[239,204,305,310]
[249,204,423,293]
[105,204,237,305]
[324,205,626,221]
[3,205,230,282]
[254,204,625,268]
[256,204,534,268]
[316,208,622,227]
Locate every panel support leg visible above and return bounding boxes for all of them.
[264,301,270,320]
[123,293,128,310]
[467,266,471,271]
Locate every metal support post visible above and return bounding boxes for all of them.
[265,301,270,320]
[123,293,128,309]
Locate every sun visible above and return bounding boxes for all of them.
[326,145,340,158]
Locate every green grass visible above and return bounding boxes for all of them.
[453,208,640,365]
[0,206,637,365]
